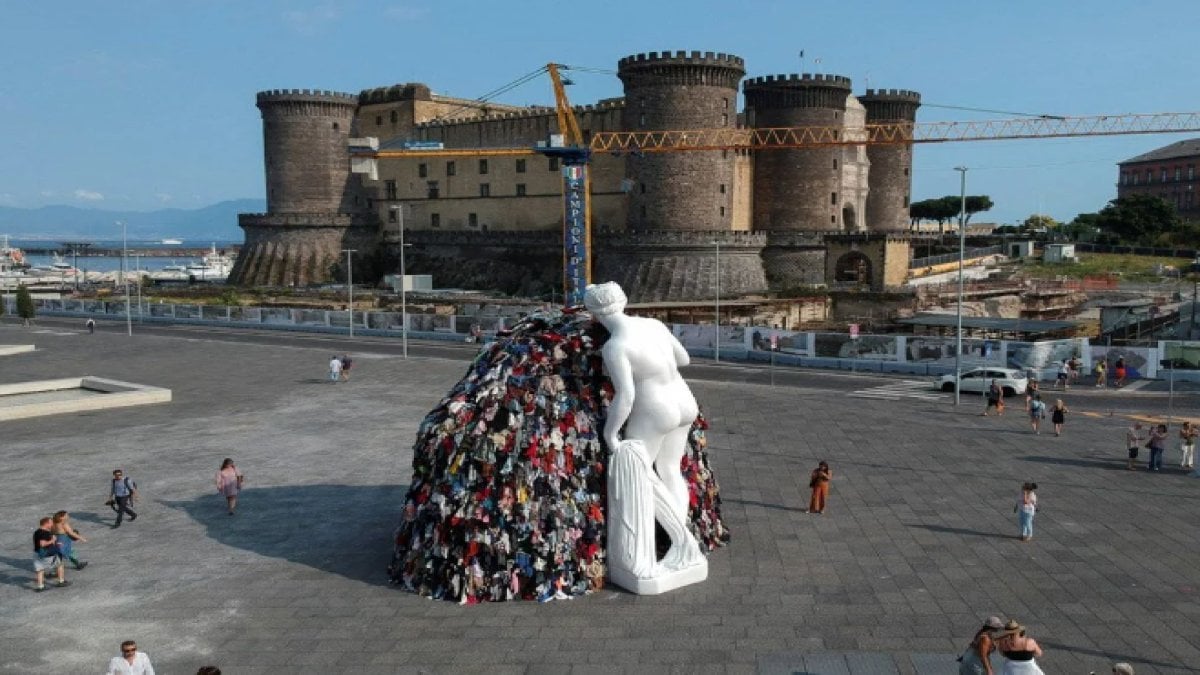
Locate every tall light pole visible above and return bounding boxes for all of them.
[713,240,721,363]
[953,167,968,405]
[134,253,143,323]
[342,249,356,338]
[390,205,409,359]
[119,220,131,336]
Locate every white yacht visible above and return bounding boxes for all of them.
[184,244,235,281]
[161,238,183,245]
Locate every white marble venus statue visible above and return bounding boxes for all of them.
[584,282,708,595]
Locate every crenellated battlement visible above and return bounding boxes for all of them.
[411,98,625,131]
[861,88,921,102]
[256,89,358,105]
[358,83,433,104]
[617,50,745,69]
[743,73,853,89]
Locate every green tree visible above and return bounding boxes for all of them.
[1021,214,1059,231]
[964,195,994,224]
[1094,195,1181,245]
[15,284,35,324]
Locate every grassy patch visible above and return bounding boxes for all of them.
[1017,253,1187,281]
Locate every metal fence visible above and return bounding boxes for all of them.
[910,245,1002,269]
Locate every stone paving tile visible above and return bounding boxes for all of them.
[3,325,1200,673]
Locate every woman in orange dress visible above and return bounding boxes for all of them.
[807,461,832,514]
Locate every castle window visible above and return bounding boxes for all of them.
[468,213,478,227]
[390,110,398,124]
[479,183,490,197]
[833,159,838,170]
[332,122,339,131]
[1162,169,1168,182]
[385,180,397,200]
[721,113,729,126]
[447,161,457,176]
[831,192,838,204]
[904,167,909,177]
[722,150,728,159]
[640,183,646,194]
[479,159,489,174]
[831,215,836,224]
[426,181,439,199]
[388,208,398,223]
[549,157,559,171]
[723,98,730,109]
[719,184,726,194]
[516,183,526,197]
[904,195,910,207]
[367,198,373,209]
[375,116,382,125]
[641,205,646,218]
[431,213,440,228]
[1176,167,1182,181]
[418,163,428,178]
[719,206,726,217]
[516,159,526,173]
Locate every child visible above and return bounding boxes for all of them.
[1015,482,1038,542]
[807,461,832,514]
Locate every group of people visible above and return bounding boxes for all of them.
[959,616,1136,674]
[1053,355,1129,390]
[327,353,354,382]
[1126,420,1197,472]
[102,640,222,675]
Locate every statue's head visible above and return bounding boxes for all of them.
[584,282,627,317]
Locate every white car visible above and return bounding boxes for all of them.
[935,367,1028,397]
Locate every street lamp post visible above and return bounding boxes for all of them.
[342,249,356,338]
[134,253,143,323]
[953,167,968,406]
[119,221,131,336]
[713,240,721,363]
[390,205,409,359]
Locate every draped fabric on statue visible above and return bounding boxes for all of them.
[388,308,728,603]
[607,440,658,579]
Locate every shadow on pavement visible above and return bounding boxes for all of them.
[725,497,808,513]
[0,555,36,588]
[163,484,406,586]
[1039,640,1197,672]
[907,523,1011,539]
[1019,455,1131,471]
[69,510,115,527]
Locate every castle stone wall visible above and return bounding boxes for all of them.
[595,230,767,302]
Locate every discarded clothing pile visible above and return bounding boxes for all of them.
[389,308,728,603]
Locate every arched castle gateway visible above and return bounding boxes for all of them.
[232,52,920,300]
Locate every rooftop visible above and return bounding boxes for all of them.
[1120,137,1200,165]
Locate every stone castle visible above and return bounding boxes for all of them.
[229,50,920,301]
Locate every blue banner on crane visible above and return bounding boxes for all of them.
[561,162,590,306]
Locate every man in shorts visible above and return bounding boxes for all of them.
[32,516,69,592]
[1126,422,1144,471]
[1055,360,1071,390]
[982,379,1004,416]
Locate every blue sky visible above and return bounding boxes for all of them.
[2,0,1198,225]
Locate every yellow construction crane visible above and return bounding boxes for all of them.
[351,66,1200,304]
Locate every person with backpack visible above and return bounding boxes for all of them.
[1028,394,1046,435]
[108,469,139,527]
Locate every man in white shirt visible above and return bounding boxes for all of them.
[106,640,155,675]
[328,355,342,383]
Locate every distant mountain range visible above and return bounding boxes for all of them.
[0,199,264,240]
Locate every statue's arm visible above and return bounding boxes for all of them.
[670,331,690,367]
[604,346,635,450]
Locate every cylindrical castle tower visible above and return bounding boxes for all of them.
[230,89,375,286]
[617,51,745,232]
[859,89,921,232]
[743,74,853,231]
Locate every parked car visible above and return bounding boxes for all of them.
[935,367,1028,396]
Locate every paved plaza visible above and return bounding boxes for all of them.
[2,321,1200,673]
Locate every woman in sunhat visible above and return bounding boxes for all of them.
[996,620,1044,674]
[957,615,1004,674]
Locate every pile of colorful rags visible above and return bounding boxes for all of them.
[388,307,729,603]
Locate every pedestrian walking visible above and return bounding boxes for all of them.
[86,318,95,334]
[1114,357,1127,387]
[995,620,1044,674]
[1015,482,1038,542]
[1054,361,1070,390]
[1028,394,1046,435]
[983,380,1004,416]
[1147,423,1168,471]
[806,461,832,514]
[215,458,244,516]
[32,516,69,592]
[957,615,1004,675]
[1069,355,1081,384]
[108,469,138,527]
[105,640,155,675]
[1094,359,1107,388]
[328,354,342,383]
[1050,399,1067,436]
[1125,422,1144,471]
[339,354,354,381]
[1178,420,1197,469]
[1024,378,1039,411]
[1111,663,1135,675]
[51,511,88,570]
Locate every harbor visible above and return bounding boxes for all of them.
[2,236,236,289]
